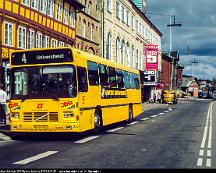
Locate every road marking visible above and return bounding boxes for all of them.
[74,135,100,144]
[150,115,158,118]
[197,158,203,167]
[140,118,150,121]
[127,121,138,126]
[199,150,204,156]
[169,108,172,111]
[197,101,214,168]
[13,151,58,165]
[164,110,169,113]
[207,150,211,157]
[107,127,124,132]
[159,113,164,115]
[206,159,211,167]
[0,133,12,141]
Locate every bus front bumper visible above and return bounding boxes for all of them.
[10,123,80,132]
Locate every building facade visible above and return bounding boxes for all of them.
[102,0,162,102]
[0,0,83,93]
[103,0,162,70]
[75,0,102,56]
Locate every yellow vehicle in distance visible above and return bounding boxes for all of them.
[162,90,178,104]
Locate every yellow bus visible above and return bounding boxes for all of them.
[8,47,142,133]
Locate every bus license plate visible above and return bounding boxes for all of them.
[34,125,48,130]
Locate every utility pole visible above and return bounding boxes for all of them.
[192,58,198,77]
[167,15,182,90]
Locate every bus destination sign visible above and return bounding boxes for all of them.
[11,49,73,65]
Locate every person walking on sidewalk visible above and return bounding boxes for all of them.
[0,84,7,124]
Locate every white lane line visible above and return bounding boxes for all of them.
[207,150,211,157]
[127,121,139,126]
[13,151,58,165]
[0,134,12,141]
[159,113,164,115]
[199,150,204,156]
[107,127,124,132]
[200,125,208,149]
[197,158,203,167]
[207,104,212,149]
[169,108,173,111]
[140,117,150,121]
[206,159,211,167]
[150,115,158,118]
[74,135,100,144]
[164,110,169,113]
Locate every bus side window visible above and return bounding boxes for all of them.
[134,74,140,89]
[108,67,117,87]
[87,61,99,86]
[99,64,109,87]
[116,69,124,89]
[123,71,130,89]
[77,67,88,92]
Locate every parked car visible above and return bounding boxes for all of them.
[162,90,178,104]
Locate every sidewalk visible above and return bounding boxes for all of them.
[142,102,169,111]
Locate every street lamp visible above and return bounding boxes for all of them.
[167,15,182,90]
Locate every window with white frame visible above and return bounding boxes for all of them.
[121,5,125,23]
[131,15,134,30]
[139,23,142,35]
[126,43,130,66]
[64,7,69,25]
[116,37,120,63]
[131,46,134,68]
[121,41,125,65]
[44,35,50,48]
[82,20,86,38]
[31,0,38,10]
[136,20,138,33]
[51,38,57,47]
[107,0,112,13]
[106,32,112,60]
[36,32,42,48]
[136,49,138,68]
[18,26,26,49]
[56,2,63,21]
[70,9,75,28]
[126,10,129,25]
[23,0,30,6]
[4,22,13,47]
[90,24,94,41]
[39,0,47,14]
[59,41,64,47]
[27,29,35,49]
[116,1,120,19]
[47,0,54,17]
[87,2,91,15]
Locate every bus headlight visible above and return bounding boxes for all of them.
[11,113,20,119]
[63,112,74,118]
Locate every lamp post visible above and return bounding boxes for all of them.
[167,15,182,90]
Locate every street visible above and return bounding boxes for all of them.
[0,98,215,169]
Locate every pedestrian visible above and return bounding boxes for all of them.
[157,91,162,103]
[0,84,7,124]
[153,91,156,103]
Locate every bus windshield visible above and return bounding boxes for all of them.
[11,65,77,100]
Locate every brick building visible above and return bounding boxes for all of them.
[0,0,84,93]
[75,0,102,56]
[161,52,184,90]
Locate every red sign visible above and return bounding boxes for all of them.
[145,44,158,70]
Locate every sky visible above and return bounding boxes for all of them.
[147,0,216,80]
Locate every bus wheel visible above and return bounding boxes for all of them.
[94,110,103,133]
[128,105,133,123]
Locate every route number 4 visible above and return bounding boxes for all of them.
[22,54,27,64]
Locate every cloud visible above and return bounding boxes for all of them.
[147,0,216,80]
